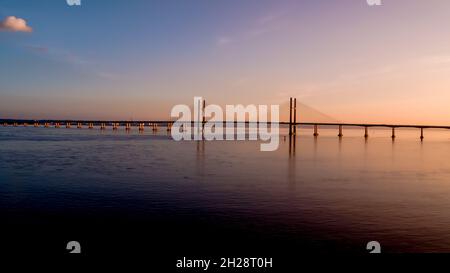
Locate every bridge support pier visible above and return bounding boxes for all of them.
[420,128,424,141]
[313,124,319,137]
[202,100,206,132]
[338,125,343,137]
[293,98,297,135]
[391,127,396,139]
[289,98,293,136]
[364,126,369,138]
[152,123,158,131]
[288,97,297,136]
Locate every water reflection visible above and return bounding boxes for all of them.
[1,127,450,253]
[288,134,296,157]
[288,135,296,190]
[196,140,205,177]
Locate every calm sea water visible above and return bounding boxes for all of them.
[1,126,450,256]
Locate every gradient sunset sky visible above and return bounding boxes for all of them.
[1,0,450,124]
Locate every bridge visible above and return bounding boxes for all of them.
[1,97,449,140]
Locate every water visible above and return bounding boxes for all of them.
[1,126,450,257]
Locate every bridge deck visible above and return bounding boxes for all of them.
[1,119,450,130]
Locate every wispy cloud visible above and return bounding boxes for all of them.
[64,51,92,65]
[215,11,287,48]
[0,16,32,32]
[249,11,287,37]
[24,44,116,80]
[96,72,118,80]
[420,55,450,65]
[274,54,450,104]
[25,45,91,65]
[216,36,233,46]
[24,45,49,53]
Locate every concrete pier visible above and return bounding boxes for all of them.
[288,97,298,136]
[313,124,319,137]
[293,98,297,135]
[338,125,343,137]
[202,100,206,132]
[289,98,293,136]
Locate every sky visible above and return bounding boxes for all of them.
[1,0,450,124]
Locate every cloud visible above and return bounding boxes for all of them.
[215,12,286,48]
[257,12,285,25]
[420,55,450,65]
[25,45,48,53]
[0,16,33,32]
[216,36,232,46]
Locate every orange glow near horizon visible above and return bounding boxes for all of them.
[2,1,450,125]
